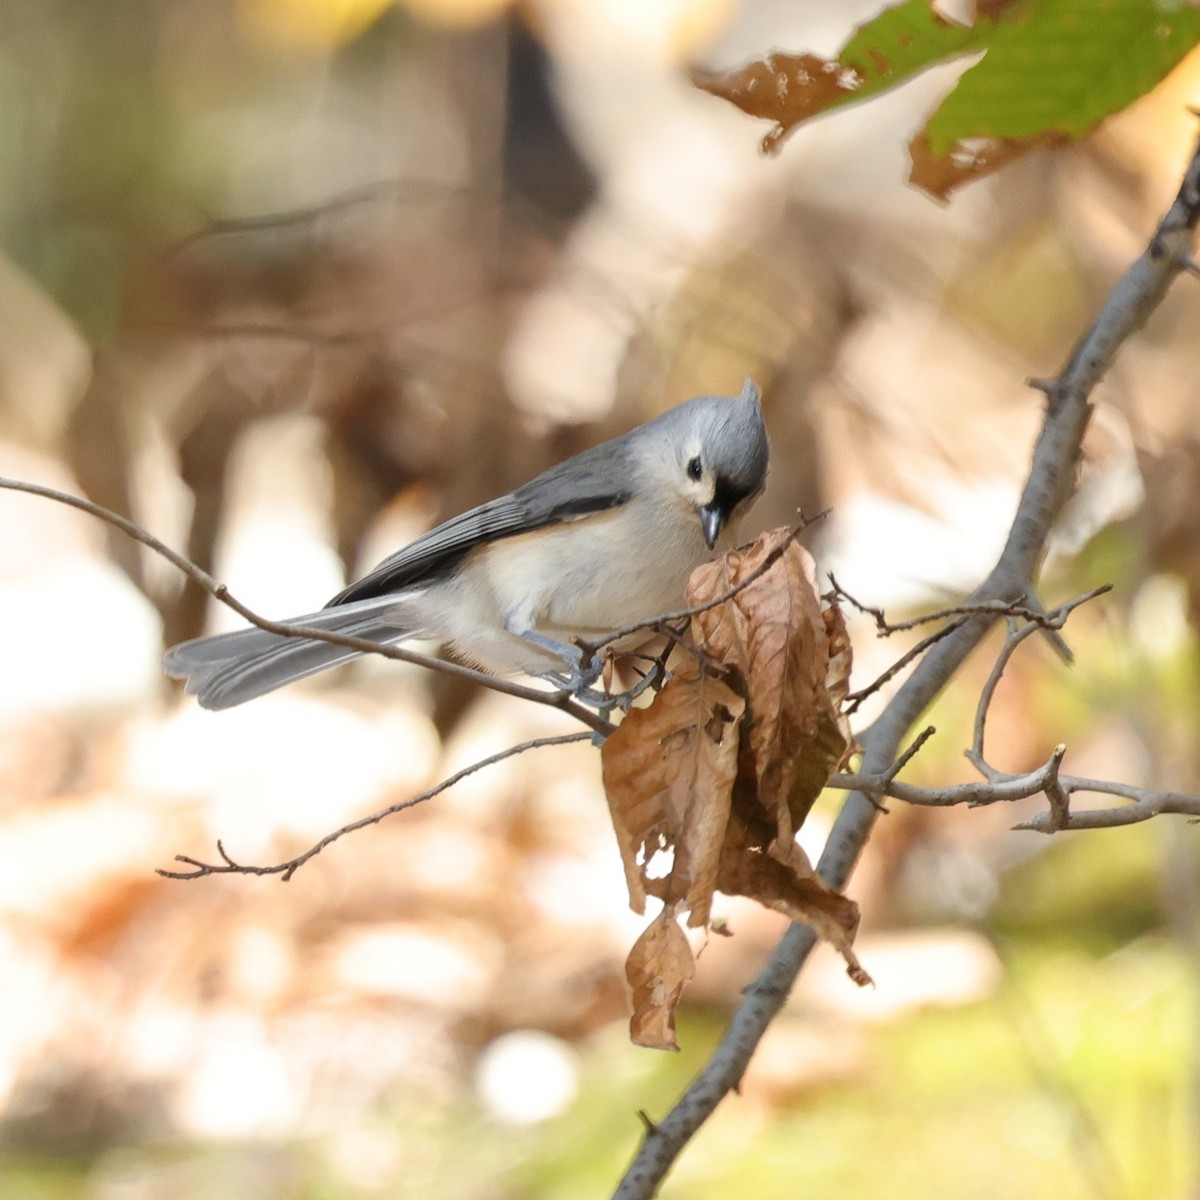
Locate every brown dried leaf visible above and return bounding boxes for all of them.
[908,129,1068,202]
[602,528,869,1045]
[691,52,860,156]
[823,602,854,713]
[717,806,869,986]
[625,906,696,1050]
[601,666,745,927]
[688,531,852,848]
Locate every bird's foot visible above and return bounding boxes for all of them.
[524,631,602,692]
[563,659,669,717]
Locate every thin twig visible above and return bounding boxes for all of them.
[1042,745,1071,830]
[0,476,613,737]
[828,575,1104,637]
[845,615,970,713]
[841,586,1109,716]
[158,731,592,881]
[883,725,937,786]
[967,586,1109,774]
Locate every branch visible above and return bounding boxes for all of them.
[824,580,1200,829]
[613,129,1200,1200]
[0,476,613,737]
[828,746,1200,832]
[158,731,592,881]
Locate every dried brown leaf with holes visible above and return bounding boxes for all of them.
[691,52,858,156]
[602,666,745,927]
[601,529,866,1047]
[625,905,696,1051]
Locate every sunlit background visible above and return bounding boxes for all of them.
[2,0,1200,1196]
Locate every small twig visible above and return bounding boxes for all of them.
[883,725,936,786]
[0,476,613,737]
[844,725,938,812]
[845,615,971,713]
[158,731,592,881]
[829,574,1107,638]
[967,615,1027,778]
[967,586,1109,774]
[826,573,890,633]
[841,586,1109,717]
[1042,745,1071,830]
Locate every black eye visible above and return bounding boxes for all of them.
[686,456,703,481]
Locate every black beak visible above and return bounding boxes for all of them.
[699,500,725,550]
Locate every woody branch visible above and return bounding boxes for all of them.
[612,128,1200,1200]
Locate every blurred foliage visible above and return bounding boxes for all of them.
[695,0,1200,196]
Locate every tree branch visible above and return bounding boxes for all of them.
[827,747,1200,832]
[612,129,1200,1200]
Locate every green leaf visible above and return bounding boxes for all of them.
[837,0,1029,103]
[924,0,1200,150]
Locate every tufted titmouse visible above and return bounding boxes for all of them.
[164,379,769,709]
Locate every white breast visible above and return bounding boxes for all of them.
[412,497,740,677]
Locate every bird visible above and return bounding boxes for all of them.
[164,379,770,710]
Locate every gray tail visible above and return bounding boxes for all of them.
[163,597,418,711]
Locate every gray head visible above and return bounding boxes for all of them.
[637,378,770,548]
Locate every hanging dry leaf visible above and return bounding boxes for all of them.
[601,527,867,1047]
[625,905,696,1051]
[601,665,745,927]
[689,529,854,850]
[716,805,867,986]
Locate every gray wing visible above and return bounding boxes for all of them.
[328,436,633,607]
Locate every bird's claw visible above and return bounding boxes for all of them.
[563,660,668,716]
[523,631,669,716]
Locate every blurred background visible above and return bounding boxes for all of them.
[2,0,1200,1196]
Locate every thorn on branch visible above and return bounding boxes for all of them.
[884,726,936,785]
[1043,744,1071,830]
